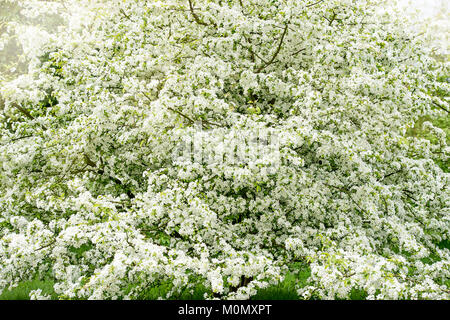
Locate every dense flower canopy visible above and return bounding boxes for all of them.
[0,0,449,299]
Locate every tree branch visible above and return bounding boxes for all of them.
[188,0,209,26]
[306,0,325,8]
[324,11,337,26]
[238,0,248,16]
[119,8,131,20]
[36,240,56,251]
[432,101,449,114]
[256,23,289,73]
[141,91,223,128]
[380,169,402,182]
[292,47,306,56]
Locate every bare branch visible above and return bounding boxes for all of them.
[167,106,195,124]
[188,0,209,26]
[12,104,34,121]
[324,11,337,26]
[403,189,418,202]
[292,47,306,56]
[241,34,268,64]
[1,134,34,146]
[238,0,248,16]
[0,97,48,130]
[306,0,325,8]
[141,91,223,128]
[380,169,403,182]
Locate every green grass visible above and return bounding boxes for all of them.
[251,267,310,300]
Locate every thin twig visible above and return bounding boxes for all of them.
[380,169,402,181]
[238,0,248,16]
[324,11,337,26]
[306,0,325,8]
[167,106,195,123]
[292,47,306,56]
[36,240,56,251]
[1,135,34,145]
[1,98,48,131]
[432,101,449,114]
[120,8,131,20]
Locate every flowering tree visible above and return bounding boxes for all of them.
[0,0,449,300]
